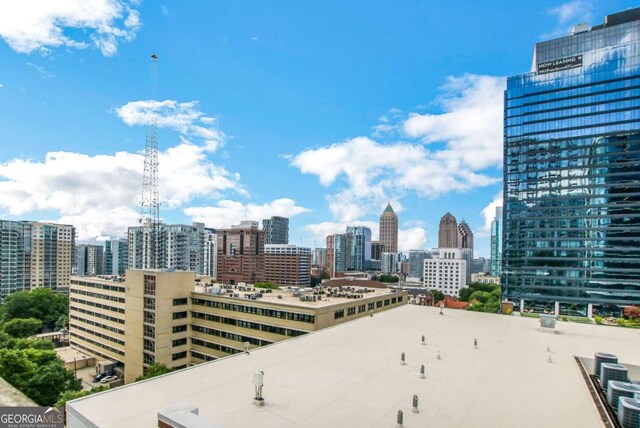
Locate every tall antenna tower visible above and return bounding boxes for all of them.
[140,53,160,269]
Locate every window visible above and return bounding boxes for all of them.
[144,325,155,338]
[143,338,155,352]
[144,311,155,324]
[334,309,344,319]
[143,352,155,365]
[358,304,366,313]
[172,338,187,347]
[172,324,188,333]
[144,297,155,310]
[172,311,188,320]
[172,351,187,361]
[376,301,383,308]
[143,275,156,296]
[173,298,188,306]
[347,307,356,316]
[368,303,375,311]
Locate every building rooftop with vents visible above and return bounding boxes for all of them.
[66,304,639,428]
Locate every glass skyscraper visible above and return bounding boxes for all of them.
[490,207,503,277]
[503,8,640,315]
[347,226,372,270]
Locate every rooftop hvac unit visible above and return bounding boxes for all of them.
[617,397,640,428]
[608,382,640,409]
[595,352,618,377]
[600,364,628,390]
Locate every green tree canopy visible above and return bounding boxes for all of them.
[0,288,68,325]
[378,275,399,283]
[432,290,445,303]
[56,386,108,407]
[2,318,43,338]
[254,282,280,290]
[135,363,174,382]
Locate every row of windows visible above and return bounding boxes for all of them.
[334,297,401,319]
[69,305,124,325]
[172,311,188,320]
[173,324,188,333]
[172,351,187,361]
[70,280,125,293]
[190,311,308,337]
[173,298,188,306]
[70,288,125,303]
[191,337,243,355]
[70,323,125,346]
[191,324,273,347]
[191,298,315,323]
[70,314,124,336]
[173,338,188,347]
[70,338,124,358]
[70,297,124,314]
[190,350,216,362]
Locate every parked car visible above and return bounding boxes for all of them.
[100,375,118,384]
[92,372,110,383]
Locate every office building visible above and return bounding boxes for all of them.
[457,220,474,256]
[438,213,458,248]
[104,239,128,276]
[326,233,352,277]
[128,222,216,275]
[423,248,467,296]
[490,206,503,277]
[381,252,397,274]
[75,245,104,276]
[370,241,384,261]
[408,250,430,279]
[262,216,289,245]
[0,220,75,297]
[471,273,501,285]
[264,244,311,286]
[347,225,372,270]
[471,257,491,274]
[379,203,398,254]
[68,270,407,383]
[217,222,264,285]
[503,8,640,314]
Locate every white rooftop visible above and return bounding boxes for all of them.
[67,305,640,428]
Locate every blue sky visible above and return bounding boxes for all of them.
[0,0,633,257]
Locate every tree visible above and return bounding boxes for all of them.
[0,288,68,327]
[55,315,69,330]
[378,275,399,283]
[135,363,173,382]
[56,386,107,407]
[2,318,43,338]
[254,282,279,290]
[432,290,445,303]
[24,361,81,406]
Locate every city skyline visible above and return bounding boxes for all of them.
[0,1,634,258]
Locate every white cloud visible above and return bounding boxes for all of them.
[0,0,141,56]
[304,220,428,253]
[160,5,169,16]
[184,199,310,229]
[0,142,244,240]
[403,74,505,170]
[0,83,3,88]
[478,192,502,238]
[116,100,226,152]
[550,0,592,25]
[543,1,593,39]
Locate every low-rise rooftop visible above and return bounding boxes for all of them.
[67,305,639,427]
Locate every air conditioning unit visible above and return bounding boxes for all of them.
[607,381,640,409]
[594,352,618,378]
[617,397,640,428]
[600,363,628,391]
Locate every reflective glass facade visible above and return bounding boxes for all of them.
[503,11,640,307]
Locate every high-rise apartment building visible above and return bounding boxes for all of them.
[326,233,352,277]
[490,207,503,277]
[0,220,75,297]
[438,213,458,248]
[265,244,311,286]
[379,204,398,254]
[381,252,397,274]
[75,244,104,276]
[104,239,128,276]
[503,8,640,314]
[457,220,474,256]
[423,248,467,296]
[262,216,289,245]
[347,226,372,270]
[312,248,327,267]
[128,222,216,275]
[217,222,264,285]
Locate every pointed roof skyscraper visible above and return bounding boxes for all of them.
[379,202,398,254]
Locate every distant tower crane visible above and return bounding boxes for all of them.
[140,53,160,269]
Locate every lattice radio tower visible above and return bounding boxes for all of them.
[140,53,160,269]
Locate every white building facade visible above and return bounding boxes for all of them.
[423,248,467,296]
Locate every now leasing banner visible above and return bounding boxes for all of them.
[537,55,583,74]
[0,407,64,428]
